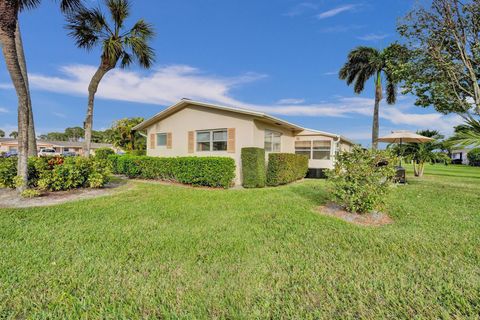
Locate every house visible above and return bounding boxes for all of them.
[0,138,116,156]
[450,148,472,165]
[132,99,354,184]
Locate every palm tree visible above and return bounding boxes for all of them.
[9,131,18,139]
[0,0,81,190]
[339,44,407,150]
[392,130,448,177]
[66,0,155,157]
[448,116,480,148]
[110,117,145,151]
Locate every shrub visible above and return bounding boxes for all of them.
[266,153,308,186]
[128,149,146,156]
[94,147,115,160]
[0,156,110,191]
[21,189,41,198]
[241,148,266,188]
[326,146,397,214]
[0,157,17,188]
[467,148,480,166]
[108,155,235,188]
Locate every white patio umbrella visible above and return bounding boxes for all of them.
[377,130,434,168]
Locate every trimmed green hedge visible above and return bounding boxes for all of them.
[108,155,236,188]
[266,153,308,186]
[241,147,266,188]
[0,156,110,190]
[467,148,480,166]
[94,147,115,160]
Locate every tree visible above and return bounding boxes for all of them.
[0,129,4,138]
[395,130,448,177]
[0,0,81,190]
[67,0,155,157]
[339,44,408,149]
[398,0,480,117]
[64,126,84,141]
[448,117,480,148]
[9,131,18,139]
[109,117,145,151]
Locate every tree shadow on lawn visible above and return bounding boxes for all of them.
[288,179,331,206]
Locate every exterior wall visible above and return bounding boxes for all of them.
[451,149,470,165]
[146,105,256,184]
[294,135,336,169]
[252,120,296,154]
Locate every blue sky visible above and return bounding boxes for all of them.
[0,0,462,145]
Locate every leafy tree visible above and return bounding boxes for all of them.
[64,126,84,141]
[66,0,155,156]
[109,117,145,151]
[398,0,480,117]
[0,129,5,138]
[339,44,408,149]
[9,131,18,139]
[0,0,81,190]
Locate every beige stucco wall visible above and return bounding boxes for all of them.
[145,105,257,184]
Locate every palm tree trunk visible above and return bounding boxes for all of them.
[15,22,37,157]
[372,71,383,150]
[0,4,29,191]
[84,63,113,157]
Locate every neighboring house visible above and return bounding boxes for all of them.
[0,138,117,155]
[133,99,354,185]
[451,148,473,165]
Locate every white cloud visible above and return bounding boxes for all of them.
[357,33,390,41]
[317,4,357,19]
[28,63,463,137]
[0,107,8,113]
[0,83,13,90]
[277,98,305,105]
[285,2,318,17]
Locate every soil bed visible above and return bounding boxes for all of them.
[317,202,393,226]
[0,178,130,209]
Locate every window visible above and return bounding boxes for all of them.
[312,141,331,160]
[264,130,281,152]
[196,129,227,151]
[295,140,331,160]
[156,133,167,147]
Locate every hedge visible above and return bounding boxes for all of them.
[108,155,236,188]
[467,148,480,166]
[241,147,266,188]
[266,153,308,186]
[0,156,110,190]
[94,147,115,160]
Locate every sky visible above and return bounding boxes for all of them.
[0,0,463,146]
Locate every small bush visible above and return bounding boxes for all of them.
[21,189,41,198]
[128,149,147,156]
[326,146,397,214]
[241,148,266,188]
[266,153,308,186]
[467,148,480,166]
[0,157,17,188]
[94,148,115,160]
[109,155,235,188]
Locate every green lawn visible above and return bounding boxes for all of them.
[1,165,479,318]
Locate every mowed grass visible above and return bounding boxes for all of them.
[0,165,479,318]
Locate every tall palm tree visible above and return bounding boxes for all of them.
[339,44,406,150]
[0,0,81,190]
[66,0,155,157]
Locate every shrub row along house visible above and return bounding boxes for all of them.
[132,99,354,185]
[0,138,116,156]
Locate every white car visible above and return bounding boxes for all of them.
[38,148,60,157]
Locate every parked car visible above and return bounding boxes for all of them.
[61,151,77,157]
[38,148,60,157]
[4,150,18,158]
